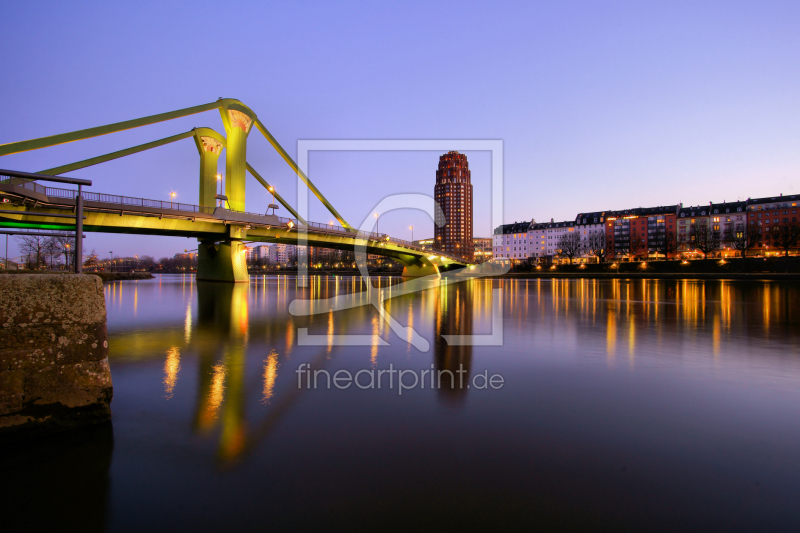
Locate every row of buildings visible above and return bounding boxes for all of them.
[245,244,399,268]
[246,244,352,267]
[494,194,800,263]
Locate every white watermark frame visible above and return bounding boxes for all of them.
[291,140,507,350]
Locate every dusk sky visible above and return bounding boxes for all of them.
[2,0,799,260]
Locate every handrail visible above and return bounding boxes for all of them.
[0,169,90,274]
[0,175,466,262]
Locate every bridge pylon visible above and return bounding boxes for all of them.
[196,238,249,283]
[219,101,256,213]
[193,128,226,209]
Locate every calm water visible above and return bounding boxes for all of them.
[5,274,800,531]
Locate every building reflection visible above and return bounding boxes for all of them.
[434,279,473,406]
[104,274,800,469]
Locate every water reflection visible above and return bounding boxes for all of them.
[88,275,800,529]
[434,279,473,405]
[103,276,800,467]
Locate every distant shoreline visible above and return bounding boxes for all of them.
[491,272,800,281]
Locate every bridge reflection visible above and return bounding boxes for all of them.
[105,276,800,466]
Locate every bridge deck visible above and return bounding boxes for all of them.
[0,175,468,266]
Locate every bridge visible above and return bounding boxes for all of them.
[0,99,469,281]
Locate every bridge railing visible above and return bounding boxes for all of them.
[0,175,48,195]
[10,181,216,214]
[1,175,466,262]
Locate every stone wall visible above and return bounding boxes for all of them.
[0,274,112,434]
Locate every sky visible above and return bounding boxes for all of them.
[1,0,799,260]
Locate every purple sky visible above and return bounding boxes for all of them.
[2,0,799,260]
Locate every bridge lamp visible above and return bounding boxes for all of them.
[216,174,222,196]
[286,220,294,229]
[374,212,379,235]
[268,186,275,205]
[409,225,413,242]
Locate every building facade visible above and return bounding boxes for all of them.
[493,221,531,262]
[746,194,799,256]
[605,205,679,260]
[543,219,576,263]
[526,221,548,261]
[269,243,296,265]
[573,211,607,262]
[434,151,473,262]
[473,238,492,263]
[413,238,435,251]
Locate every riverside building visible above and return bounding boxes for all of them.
[434,151,473,262]
[493,221,531,262]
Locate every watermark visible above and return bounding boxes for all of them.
[295,363,504,395]
[289,140,509,350]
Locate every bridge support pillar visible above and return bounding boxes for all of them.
[196,240,249,283]
[193,129,226,209]
[396,255,441,278]
[220,104,256,212]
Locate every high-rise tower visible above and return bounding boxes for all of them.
[434,151,473,262]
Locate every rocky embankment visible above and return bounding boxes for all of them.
[0,274,112,435]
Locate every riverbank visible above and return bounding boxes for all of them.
[0,274,112,436]
[1,270,154,281]
[492,272,800,280]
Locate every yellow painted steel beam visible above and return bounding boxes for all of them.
[39,130,197,175]
[252,117,354,233]
[245,163,307,226]
[0,101,222,157]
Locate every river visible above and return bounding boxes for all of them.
[6,274,800,531]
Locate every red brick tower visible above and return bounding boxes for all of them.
[434,151,473,262]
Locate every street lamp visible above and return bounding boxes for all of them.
[374,212,379,236]
[268,186,275,205]
[170,192,176,209]
[410,225,413,242]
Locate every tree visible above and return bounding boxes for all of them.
[584,230,608,263]
[725,223,760,258]
[652,228,677,260]
[614,232,641,261]
[46,232,75,270]
[690,224,720,259]
[16,234,55,270]
[556,231,582,264]
[768,222,800,257]
[84,249,100,270]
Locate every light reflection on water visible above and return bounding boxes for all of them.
[95,275,800,529]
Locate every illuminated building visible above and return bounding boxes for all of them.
[605,205,679,260]
[434,151,473,262]
[745,194,799,257]
[413,238,435,251]
[493,221,531,261]
[473,237,492,263]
